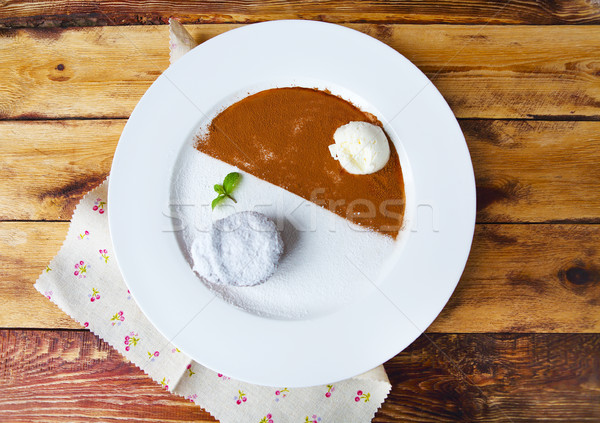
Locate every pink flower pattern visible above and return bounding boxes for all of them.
[160,377,170,390]
[259,413,274,423]
[44,291,53,300]
[274,387,289,402]
[110,310,124,326]
[186,364,195,376]
[354,390,370,403]
[79,230,90,240]
[305,416,322,423]
[88,287,100,302]
[324,384,335,398]
[147,350,160,362]
[99,249,109,263]
[234,390,247,405]
[124,332,140,351]
[73,260,89,278]
[92,198,106,214]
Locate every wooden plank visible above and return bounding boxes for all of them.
[2,120,599,223]
[0,25,599,120]
[1,330,599,422]
[465,120,600,223]
[432,224,600,332]
[1,0,599,27]
[2,221,599,332]
[0,330,216,422]
[0,120,119,221]
[0,222,79,329]
[378,333,600,422]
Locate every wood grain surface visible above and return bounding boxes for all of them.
[2,221,599,332]
[2,120,599,222]
[0,120,119,221]
[1,330,599,422]
[0,330,216,423]
[1,24,599,120]
[1,0,600,27]
[465,120,600,223]
[380,333,600,422]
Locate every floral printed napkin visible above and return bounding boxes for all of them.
[35,179,392,422]
[35,21,392,422]
[169,18,198,64]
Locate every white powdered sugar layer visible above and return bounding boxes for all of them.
[171,147,395,320]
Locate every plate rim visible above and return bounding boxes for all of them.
[108,19,476,387]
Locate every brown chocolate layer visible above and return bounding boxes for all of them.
[195,87,405,238]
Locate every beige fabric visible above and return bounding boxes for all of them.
[35,21,392,422]
[35,179,392,422]
[169,18,198,65]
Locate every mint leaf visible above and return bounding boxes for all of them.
[211,195,225,210]
[223,172,240,194]
[211,172,241,210]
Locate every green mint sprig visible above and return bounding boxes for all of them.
[212,172,240,210]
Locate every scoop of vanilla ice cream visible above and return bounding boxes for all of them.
[328,121,390,174]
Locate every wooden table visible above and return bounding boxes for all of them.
[1,1,600,421]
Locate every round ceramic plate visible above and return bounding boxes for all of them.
[109,20,476,387]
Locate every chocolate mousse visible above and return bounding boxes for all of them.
[195,87,405,238]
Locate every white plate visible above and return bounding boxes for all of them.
[109,20,475,387]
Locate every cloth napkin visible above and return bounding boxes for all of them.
[34,20,392,423]
[169,18,198,64]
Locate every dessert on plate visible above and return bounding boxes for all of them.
[196,87,405,238]
[172,86,405,319]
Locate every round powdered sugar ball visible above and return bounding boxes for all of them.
[191,211,284,287]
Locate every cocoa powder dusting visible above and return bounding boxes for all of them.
[195,87,405,238]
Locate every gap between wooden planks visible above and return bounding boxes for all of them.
[1,119,599,222]
[1,330,599,422]
[0,0,599,26]
[1,221,599,332]
[0,24,599,120]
